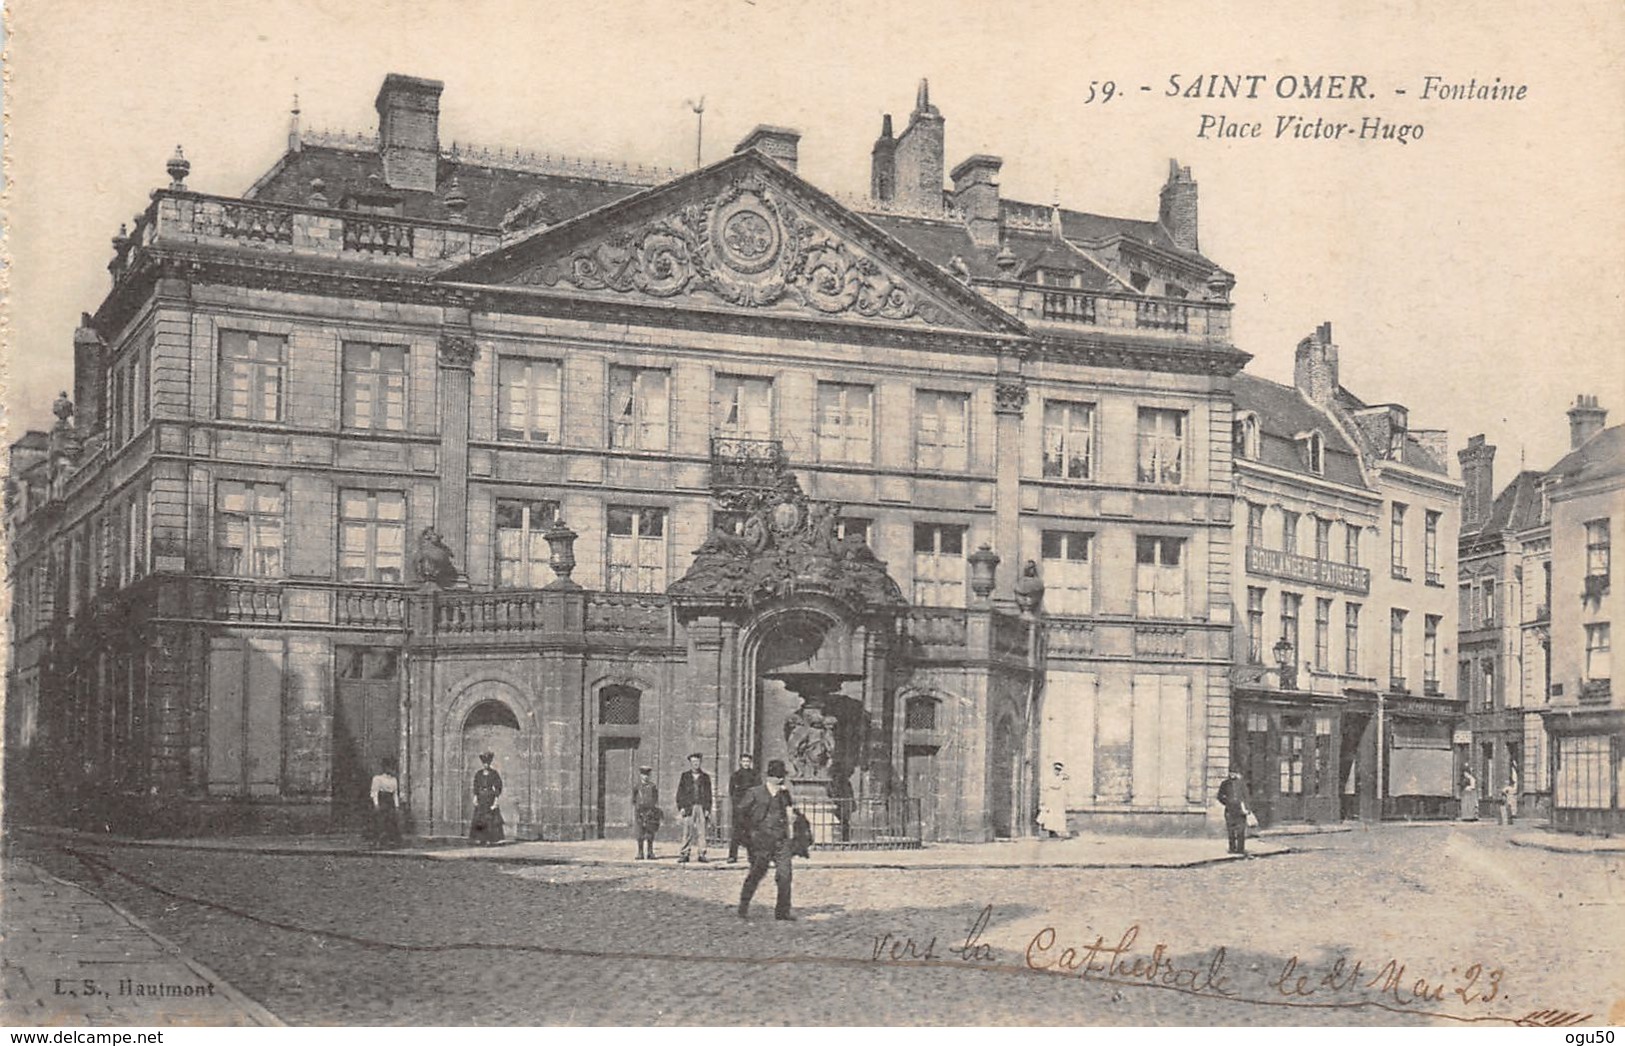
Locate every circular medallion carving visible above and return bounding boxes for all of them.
[713,196,781,275]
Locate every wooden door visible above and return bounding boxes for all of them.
[990,717,1016,838]
[905,744,939,840]
[597,740,640,838]
[333,647,400,827]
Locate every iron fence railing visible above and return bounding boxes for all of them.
[710,795,923,850]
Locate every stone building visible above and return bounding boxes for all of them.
[1230,323,1462,827]
[1457,398,1620,831]
[6,74,1249,842]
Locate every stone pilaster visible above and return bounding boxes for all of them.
[436,314,477,567]
[992,356,1027,604]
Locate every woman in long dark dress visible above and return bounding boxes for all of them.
[469,751,505,846]
[369,757,403,848]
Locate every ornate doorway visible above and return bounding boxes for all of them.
[460,700,521,836]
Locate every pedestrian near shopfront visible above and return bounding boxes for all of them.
[370,757,403,849]
[469,751,505,846]
[737,759,798,921]
[633,766,662,860]
[676,753,713,863]
[1459,767,1480,821]
[727,754,760,863]
[1216,770,1249,855]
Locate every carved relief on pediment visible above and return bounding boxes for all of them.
[513,174,956,326]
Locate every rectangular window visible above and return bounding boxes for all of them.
[816,382,873,464]
[608,366,670,451]
[1425,510,1441,582]
[915,391,970,471]
[1247,587,1266,664]
[1587,520,1612,578]
[1279,731,1304,796]
[713,374,774,441]
[1390,609,1408,687]
[339,490,407,583]
[123,492,147,585]
[1247,503,1265,549]
[1482,661,1496,710]
[1345,524,1361,567]
[1586,623,1612,681]
[1459,583,1475,629]
[1281,511,1301,556]
[1136,408,1186,485]
[1134,536,1186,618]
[341,343,408,431]
[1279,592,1302,665]
[1483,578,1497,626]
[218,331,286,422]
[1424,615,1440,686]
[1315,598,1332,671]
[1459,660,1474,707]
[495,499,559,588]
[606,506,667,594]
[836,517,871,547]
[216,482,285,578]
[1345,603,1361,675]
[497,357,562,443]
[912,523,967,608]
[1315,517,1332,562]
[1040,530,1093,615]
[1390,504,1408,579]
[1556,735,1611,810]
[1042,400,1095,480]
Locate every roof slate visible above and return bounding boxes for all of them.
[1232,373,1369,488]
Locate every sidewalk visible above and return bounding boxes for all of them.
[22,826,1288,870]
[1508,830,1625,855]
[0,856,281,1027]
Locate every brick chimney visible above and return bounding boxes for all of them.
[870,114,896,202]
[375,73,444,193]
[1293,321,1339,406]
[950,154,1003,247]
[892,79,945,211]
[73,315,106,435]
[1567,394,1607,449]
[1158,159,1199,252]
[734,125,800,172]
[1458,434,1496,530]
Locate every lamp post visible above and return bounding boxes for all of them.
[1274,635,1298,691]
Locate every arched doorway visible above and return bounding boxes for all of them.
[460,700,522,837]
[990,714,1018,838]
[749,609,865,785]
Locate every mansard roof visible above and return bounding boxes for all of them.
[1232,373,1369,489]
[1469,469,1547,540]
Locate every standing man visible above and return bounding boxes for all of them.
[633,765,662,860]
[1216,769,1249,856]
[676,752,713,864]
[727,754,761,863]
[737,759,798,921]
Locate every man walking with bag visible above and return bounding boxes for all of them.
[676,752,713,864]
[736,759,799,921]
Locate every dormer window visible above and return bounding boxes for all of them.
[1298,431,1325,475]
[1165,284,1187,299]
[1233,412,1261,460]
[1129,272,1150,293]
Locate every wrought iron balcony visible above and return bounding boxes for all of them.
[710,436,788,490]
[1579,678,1613,704]
[1245,545,1371,595]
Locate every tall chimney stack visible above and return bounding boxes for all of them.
[1458,434,1497,531]
[950,154,1003,247]
[1567,394,1607,449]
[1293,321,1340,407]
[891,79,945,211]
[375,73,444,193]
[734,126,801,172]
[870,114,896,202]
[1158,159,1199,252]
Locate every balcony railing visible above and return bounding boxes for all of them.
[1018,287,1231,341]
[215,580,282,623]
[1579,679,1613,704]
[1135,300,1189,332]
[1040,289,1097,324]
[583,591,671,637]
[335,590,405,628]
[710,436,788,490]
[904,607,968,649]
[1390,676,1409,694]
[1245,546,1371,595]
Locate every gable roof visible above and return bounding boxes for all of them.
[1549,424,1625,485]
[1233,373,1368,489]
[434,149,1030,336]
[1469,469,1546,539]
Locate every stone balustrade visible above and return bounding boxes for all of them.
[1020,286,1232,341]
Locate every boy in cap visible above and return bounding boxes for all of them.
[633,765,661,860]
[736,758,798,920]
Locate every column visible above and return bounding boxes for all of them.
[436,310,476,564]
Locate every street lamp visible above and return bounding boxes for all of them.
[1274,635,1298,691]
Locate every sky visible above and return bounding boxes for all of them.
[4,0,1623,477]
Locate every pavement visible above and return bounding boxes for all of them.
[1508,829,1625,854]
[17,825,1293,869]
[0,855,281,1027]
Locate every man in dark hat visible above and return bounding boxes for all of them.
[727,754,761,863]
[736,758,798,920]
[632,765,661,860]
[675,752,713,863]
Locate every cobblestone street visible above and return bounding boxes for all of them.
[6,824,1621,1026]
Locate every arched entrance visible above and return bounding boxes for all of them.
[990,714,1018,838]
[748,607,866,793]
[460,699,522,836]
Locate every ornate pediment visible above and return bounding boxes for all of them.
[669,470,906,614]
[446,155,1015,333]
